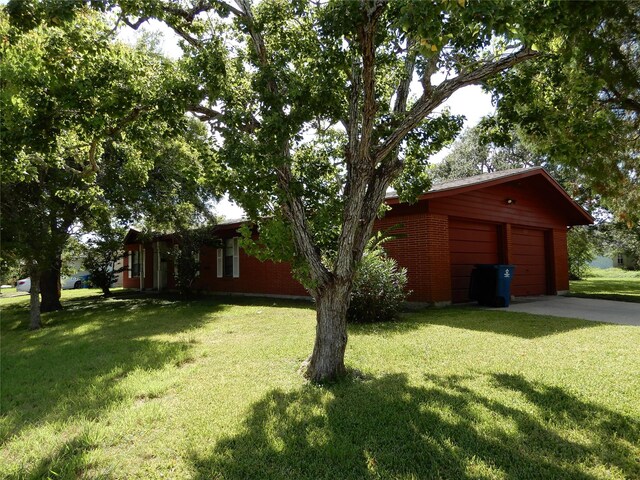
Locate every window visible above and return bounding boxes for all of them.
[217,238,239,278]
[618,253,624,266]
[129,250,141,278]
[224,239,234,277]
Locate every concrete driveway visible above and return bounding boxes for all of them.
[507,296,640,326]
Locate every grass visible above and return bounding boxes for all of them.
[570,268,640,303]
[1,290,639,479]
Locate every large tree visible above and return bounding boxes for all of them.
[485,0,639,226]
[110,0,636,382]
[0,4,218,328]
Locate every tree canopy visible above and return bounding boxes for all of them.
[485,0,639,225]
[0,4,220,326]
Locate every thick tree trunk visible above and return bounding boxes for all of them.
[40,259,62,313]
[304,281,351,383]
[101,286,111,297]
[29,274,41,330]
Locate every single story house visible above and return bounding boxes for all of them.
[123,167,593,304]
[590,253,636,270]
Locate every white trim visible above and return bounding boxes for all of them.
[140,245,144,291]
[128,251,132,279]
[195,250,200,277]
[217,248,223,278]
[232,238,240,278]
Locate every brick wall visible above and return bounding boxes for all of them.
[192,243,308,297]
[374,211,450,303]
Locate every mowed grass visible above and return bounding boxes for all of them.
[570,268,640,303]
[1,290,639,480]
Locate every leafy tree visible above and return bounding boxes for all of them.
[111,0,634,382]
[170,225,219,296]
[111,0,636,381]
[596,223,640,271]
[432,125,541,182]
[83,227,127,297]
[1,4,218,328]
[567,226,596,280]
[485,0,640,226]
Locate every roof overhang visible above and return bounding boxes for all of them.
[386,167,593,225]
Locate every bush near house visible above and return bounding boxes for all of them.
[347,248,409,323]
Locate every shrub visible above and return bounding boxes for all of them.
[568,226,595,280]
[83,229,126,297]
[347,249,409,323]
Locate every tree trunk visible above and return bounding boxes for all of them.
[304,281,351,383]
[40,260,62,313]
[101,286,111,297]
[29,273,41,330]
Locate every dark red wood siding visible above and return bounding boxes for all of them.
[449,219,500,303]
[428,179,569,229]
[511,227,547,296]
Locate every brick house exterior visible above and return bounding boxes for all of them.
[123,167,592,304]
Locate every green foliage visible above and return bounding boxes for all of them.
[83,227,126,296]
[171,226,218,295]
[109,1,634,281]
[432,125,542,182]
[0,4,220,318]
[105,0,640,380]
[567,226,596,281]
[596,223,640,271]
[485,0,640,224]
[347,248,409,324]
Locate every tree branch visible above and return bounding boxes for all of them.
[393,38,417,114]
[377,48,539,162]
[188,104,222,121]
[345,57,362,165]
[121,16,149,30]
[357,1,386,161]
[235,0,269,65]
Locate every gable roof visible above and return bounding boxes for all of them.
[386,167,593,225]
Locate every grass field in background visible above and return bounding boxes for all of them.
[570,268,640,303]
[1,290,639,479]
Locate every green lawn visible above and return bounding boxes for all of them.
[570,268,640,303]
[1,290,639,479]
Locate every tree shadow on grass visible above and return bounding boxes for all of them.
[13,432,110,480]
[189,373,639,480]
[419,307,599,339]
[0,293,228,446]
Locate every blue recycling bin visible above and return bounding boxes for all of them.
[469,264,516,307]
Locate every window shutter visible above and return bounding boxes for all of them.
[232,238,240,278]
[142,248,145,278]
[217,248,223,278]
[128,251,132,279]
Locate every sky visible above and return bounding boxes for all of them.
[120,21,495,220]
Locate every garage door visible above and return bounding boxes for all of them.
[449,220,500,303]
[511,227,547,296]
